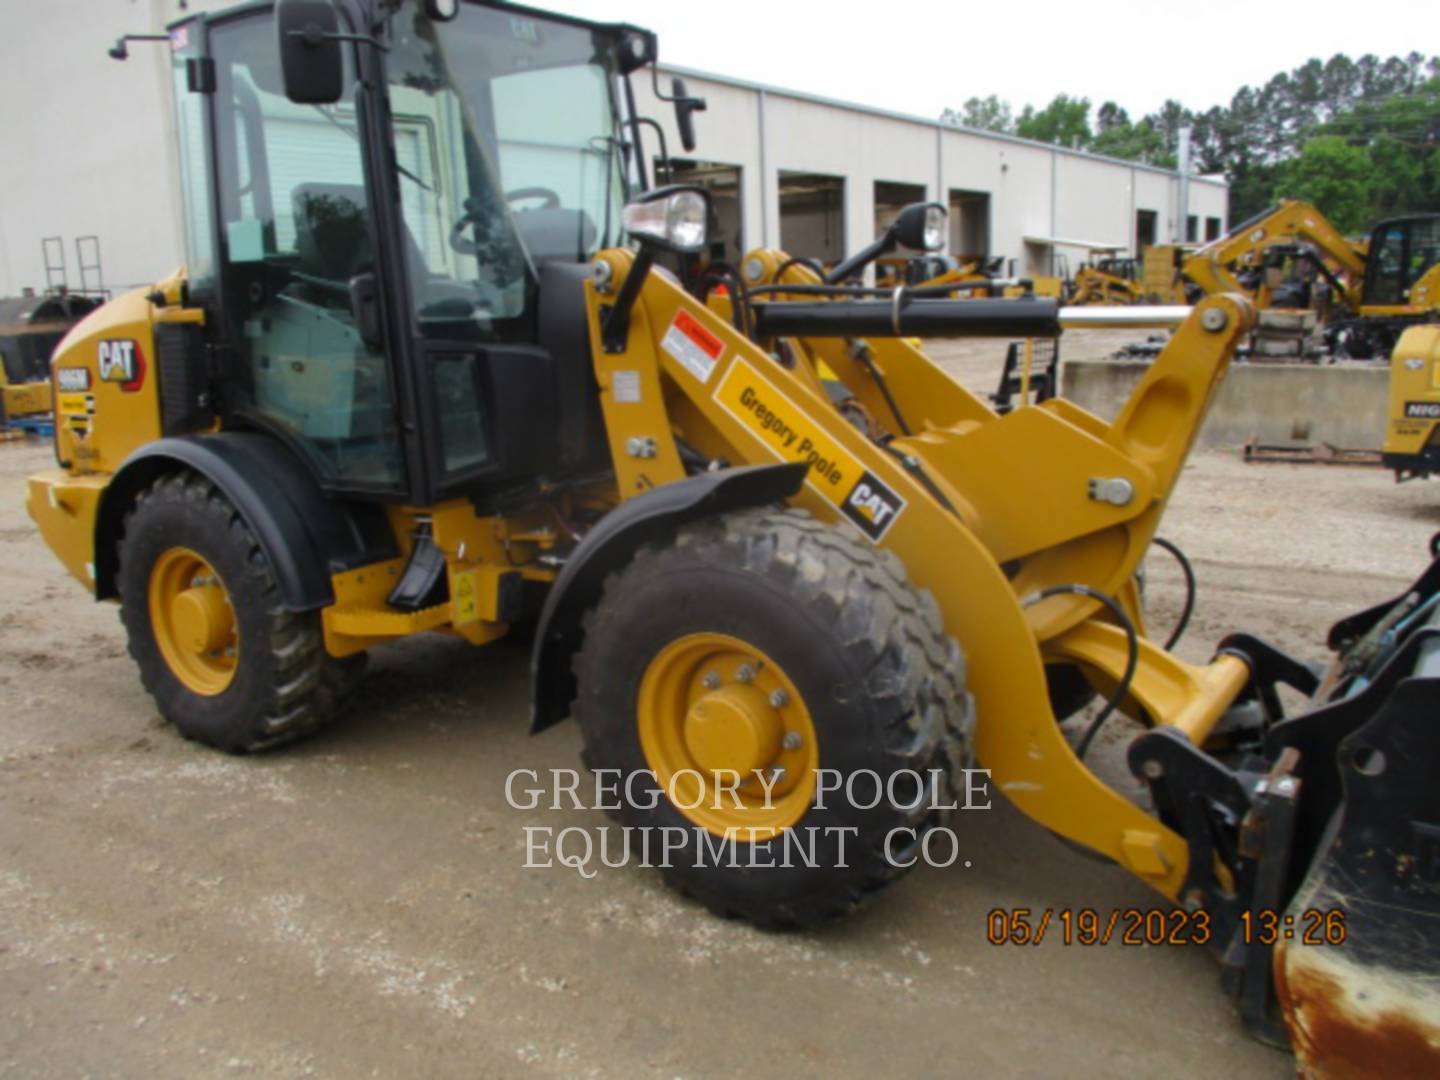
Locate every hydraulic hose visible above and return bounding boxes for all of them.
[1151,537,1196,651]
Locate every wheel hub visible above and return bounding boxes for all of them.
[683,683,782,777]
[171,583,234,655]
[147,547,238,696]
[637,632,818,838]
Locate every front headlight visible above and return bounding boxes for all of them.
[923,205,946,252]
[892,201,948,253]
[622,186,710,254]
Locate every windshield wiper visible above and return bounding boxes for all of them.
[311,105,433,192]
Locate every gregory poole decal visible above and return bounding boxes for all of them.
[715,358,906,542]
[97,339,146,392]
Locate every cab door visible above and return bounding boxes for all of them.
[204,10,409,496]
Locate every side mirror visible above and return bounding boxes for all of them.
[893,202,947,253]
[348,272,382,349]
[276,0,344,105]
[671,77,707,154]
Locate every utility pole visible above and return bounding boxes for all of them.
[1176,125,1192,243]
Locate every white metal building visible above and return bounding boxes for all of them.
[633,69,1227,279]
[0,1,1226,298]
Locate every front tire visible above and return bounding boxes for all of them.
[573,508,973,929]
[117,472,365,753]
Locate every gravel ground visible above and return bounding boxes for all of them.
[2,332,1435,1077]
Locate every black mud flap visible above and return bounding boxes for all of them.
[1274,651,1440,1077]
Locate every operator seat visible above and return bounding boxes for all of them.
[291,183,430,299]
[511,208,597,270]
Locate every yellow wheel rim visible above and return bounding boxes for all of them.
[147,547,239,696]
[637,632,818,839]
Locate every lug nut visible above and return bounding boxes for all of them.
[702,671,721,690]
[735,664,755,684]
[782,731,802,750]
[769,689,789,708]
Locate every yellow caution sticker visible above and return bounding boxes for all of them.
[453,570,479,625]
[715,358,906,542]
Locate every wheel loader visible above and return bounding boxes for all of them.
[26,0,1440,1069]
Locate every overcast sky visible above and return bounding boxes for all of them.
[545,0,1428,122]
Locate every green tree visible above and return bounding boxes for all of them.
[1091,117,1172,166]
[940,95,1013,133]
[1273,136,1376,232]
[1015,94,1092,148]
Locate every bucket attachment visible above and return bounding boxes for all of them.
[1127,533,1440,1064]
[1273,570,1440,1076]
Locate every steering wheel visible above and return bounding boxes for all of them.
[504,187,561,210]
[448,188,565,255]
[449,197,490,256]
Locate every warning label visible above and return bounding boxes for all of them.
[612,370,642,404]
[715,359,906,542]
[1404,400,1440,420]
[660,309,725,385]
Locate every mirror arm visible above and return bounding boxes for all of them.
[601,247,655,354]
[108,33,170,61]
[825,229,898,285]
[633,118,673,185]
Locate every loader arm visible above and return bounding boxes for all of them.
[587,243,1259,901]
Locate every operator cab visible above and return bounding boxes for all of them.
[165,0,696,505]
[1364,214,1440,307]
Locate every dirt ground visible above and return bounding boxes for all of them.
[3,335,1437,1078]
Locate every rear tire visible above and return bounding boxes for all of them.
[117,471,365,753]
[573,508,973,929]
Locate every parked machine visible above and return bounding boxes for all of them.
[1182,199,1440,358]
[1382,325,1440,480]
[1069,247,1143,305]
[27,1,1440,1069]
[0,289,102,430]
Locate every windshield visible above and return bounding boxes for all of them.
[385,5,627,336]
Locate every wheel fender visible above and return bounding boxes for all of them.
[530,462,807,732]
[94,432,396,612]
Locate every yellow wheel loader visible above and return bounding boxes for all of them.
[27,1,1440,1068]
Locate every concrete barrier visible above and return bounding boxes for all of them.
[1060,359,1389,450]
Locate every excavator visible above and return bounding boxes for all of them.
[25,1,1440,1070]
[1182,198,1440,358]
